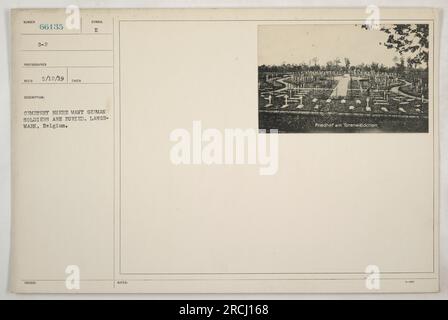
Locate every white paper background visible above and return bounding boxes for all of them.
[0,0,446,300]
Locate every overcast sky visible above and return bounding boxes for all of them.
[258,24,408,67]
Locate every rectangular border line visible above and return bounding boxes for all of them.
[117,19,436,278]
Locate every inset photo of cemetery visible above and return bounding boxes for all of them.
[258,24,430,133]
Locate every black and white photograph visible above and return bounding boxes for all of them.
[258,24,431,133]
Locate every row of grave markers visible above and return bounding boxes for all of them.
[263,94,425,114]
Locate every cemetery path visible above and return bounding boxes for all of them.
[390,80,428,102]
[330,74,350,97]
[275,77,292,92]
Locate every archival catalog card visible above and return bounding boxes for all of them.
[10,8,440,293]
